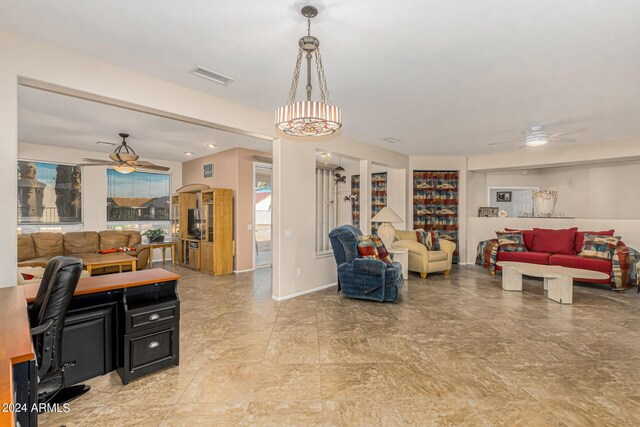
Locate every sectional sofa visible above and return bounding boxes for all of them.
[18,230,150,275]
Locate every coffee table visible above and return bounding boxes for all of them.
[82,252,137,276]
[496,261,609,304]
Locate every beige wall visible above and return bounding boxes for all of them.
[182,148,272,271]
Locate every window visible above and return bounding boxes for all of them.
[107,170,171,236]
[316,168,336,254]
[17,160,82,225]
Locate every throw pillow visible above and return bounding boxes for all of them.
[531,227,578,255]
[574,230,615,254]
[504,228,535,251]
[496,232,528,252]
[356,235,379,260]
[370,236,393,266]
[579,234,621,260]
[415,229,441,251]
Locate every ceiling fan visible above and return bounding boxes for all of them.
[80,133,169,174]
[489,125,588,149]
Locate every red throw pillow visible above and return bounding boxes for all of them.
[21,273,35,280]
[96,248,118,254]
[574,230,614,254]
[532,228,578,255]
[505,228,534,251]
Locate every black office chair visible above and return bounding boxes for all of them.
[30,256,91,404]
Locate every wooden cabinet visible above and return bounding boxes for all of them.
[171,188,233,275]
[201,241,213,273]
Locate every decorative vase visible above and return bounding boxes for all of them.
[152,235,166,243]
[533,190,558,217]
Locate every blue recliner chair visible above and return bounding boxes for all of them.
[329,225,404,302]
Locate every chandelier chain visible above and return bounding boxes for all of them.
[315,49,331,104]
[287,49,303,105]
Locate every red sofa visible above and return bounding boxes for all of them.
[495,228,616,285]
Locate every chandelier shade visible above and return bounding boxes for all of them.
[275,101,342,137]
[275,5,342,138]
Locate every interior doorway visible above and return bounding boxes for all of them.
[254,163,272,268]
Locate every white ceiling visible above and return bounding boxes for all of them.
[4,0,640,156]
[18,86,271,161]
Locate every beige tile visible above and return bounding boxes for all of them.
[538,396,639,426]
[469,399,567,426]
[54,265,640,426]
[319,337,376,363]
[323,400,403,427]
[80,405,170,426]
[160,403,247,426]
[394,398,486,426]
[321,364,393,400]
[264,332,319,364]
[243,401,323,426]
[107,366,198,405]
[253,364,322,401]
[37,405,96,427]
[368,336,431,363]
[179,364,260,403]
[378,362,457,399]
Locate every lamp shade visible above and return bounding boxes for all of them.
[371,207,403,223]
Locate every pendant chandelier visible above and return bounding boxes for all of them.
[275,5,342,137]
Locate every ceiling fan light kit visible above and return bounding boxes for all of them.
[275,5,342,137]
[81,133,169,173]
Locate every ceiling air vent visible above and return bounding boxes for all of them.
[192,66,234,85]
[382,137,401,144]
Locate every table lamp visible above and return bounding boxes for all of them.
[371,207,404,248]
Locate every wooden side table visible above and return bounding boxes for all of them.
[148,241,175,268]
[388,248,409,279]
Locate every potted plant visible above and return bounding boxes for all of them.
[143,228,166,243]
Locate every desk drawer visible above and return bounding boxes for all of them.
[122,323,179,383]
[126,301,179,333]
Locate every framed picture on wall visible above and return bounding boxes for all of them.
[478,207,499,217]
[496,191,512,202]
[203,164,213,178]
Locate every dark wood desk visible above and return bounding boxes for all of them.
[1,268,180,427]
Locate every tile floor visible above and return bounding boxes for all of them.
[40,265,640,426]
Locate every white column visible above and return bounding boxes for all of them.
[0,70,18,287]
[359,160,371,235]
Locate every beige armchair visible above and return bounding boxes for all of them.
[392,230,456,279]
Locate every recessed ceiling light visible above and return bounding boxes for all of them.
[184,152,193,156]
[382,137,401,143]
[207,144,216,149]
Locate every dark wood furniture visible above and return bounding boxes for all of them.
[1,268,180,426]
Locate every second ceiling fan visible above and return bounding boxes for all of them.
[489,125,588,149]
[80,133,169,174]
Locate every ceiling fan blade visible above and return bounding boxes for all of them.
[550,138,577,143]
[79,159,119,166]
[549,128,588,138]
[517,145,527,150]
[489,140,521,146]
[130,160,155,165]
[136,164,170,171]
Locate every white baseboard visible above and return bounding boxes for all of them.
[272,282,338,301]
[233,268,255,273]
